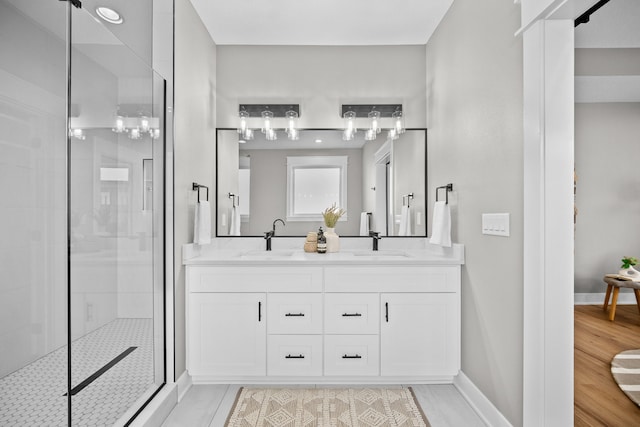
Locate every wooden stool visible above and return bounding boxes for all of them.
[603,276,640,321]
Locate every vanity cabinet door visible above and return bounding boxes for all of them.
[188,293,266,377]
[380,293,459,377]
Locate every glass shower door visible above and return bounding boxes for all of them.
[68,2,164,425]
[0,0,70,425]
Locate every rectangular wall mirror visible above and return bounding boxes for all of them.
[216,128,427,237]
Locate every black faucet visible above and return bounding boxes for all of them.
[264,218,286,251]
[369,231,382,251]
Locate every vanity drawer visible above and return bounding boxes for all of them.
[267,335,322,376]
[324,266,460,293]
[187,266,323,293]
[324,335,379,376]
[268,293,323,334]
[325,293,379,334]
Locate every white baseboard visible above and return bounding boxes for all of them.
[574,292,636,305]
[454,371,513,427]
[176,370,193,402]
[128,384,178,427]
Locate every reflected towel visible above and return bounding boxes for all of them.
[398,205,412,236]
[229,206,241,236]
[193,200,211,245]
[359,212,370,236]
[430,201,451,247]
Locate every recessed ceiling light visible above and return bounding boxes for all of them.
[315,139,322,144]
[96,7,123,24]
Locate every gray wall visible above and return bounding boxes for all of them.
[574,102,640,292]
[216,45,427,129]
[426,0,524,424]
[174,0,217,379]
[393,131,426,236]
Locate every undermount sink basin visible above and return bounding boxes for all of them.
[240,250,295,259]
[350,250,411,258]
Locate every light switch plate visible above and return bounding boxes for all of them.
[482,213,510,237]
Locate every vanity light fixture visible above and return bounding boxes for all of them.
[340,104,403,142]
[237,104,300,142]
[96,7,123,24]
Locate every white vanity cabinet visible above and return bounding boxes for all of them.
[188,292,266,377]
[186,261,460,383]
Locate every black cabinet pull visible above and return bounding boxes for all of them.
[342,354,362,359]
[258,301,262,322]
[285,354,305,359]
[285,313,305,317]
[342,313,362,317]
[385,302,389,322]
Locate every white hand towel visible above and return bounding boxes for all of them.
[229,206,241,236]
[359,212,370,236]
[430,201,451,247]
[193,200,211,245]
[398,205,412,236]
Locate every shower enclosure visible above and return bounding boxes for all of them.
[0,0,166,425]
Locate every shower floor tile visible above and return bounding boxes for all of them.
[0,318,155,426]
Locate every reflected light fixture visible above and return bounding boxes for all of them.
[96,7,123,24]
[71,128,85,140]
[110,109,161,140]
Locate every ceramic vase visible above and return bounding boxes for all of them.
[325,227,340,253]
[619,266,640,279]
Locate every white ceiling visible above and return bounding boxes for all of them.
[188,0,454,45]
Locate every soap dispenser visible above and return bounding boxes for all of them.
[317,227,327,253]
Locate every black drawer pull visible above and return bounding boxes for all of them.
[285,354,305,359]
[285,313,305,317]
[342,354,362,359]
[385,302,389,322]
[342,313,362,317]
[258,301,262,322]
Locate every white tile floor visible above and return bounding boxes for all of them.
[0,318,155,426]
[162,384,487,427]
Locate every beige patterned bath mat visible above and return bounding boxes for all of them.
[612,349,640,406]
[225,387,430,426]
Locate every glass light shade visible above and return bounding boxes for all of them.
[140,116,150,133]
[364,128,377,141]
[113,116,125,133]
[387,128,399,141]
[392,110,405,134]
[241,128,254,140]
[151,129,161,140]
[342,110,356,141]
[261,110,274,133]
[129,128,141,140]
[71,128,85,140]
[238,110,249,134]
[368,110,381,134]
[287,128,299,140]
[265,128,277,141]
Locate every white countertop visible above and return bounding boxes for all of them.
[183,238,464,266]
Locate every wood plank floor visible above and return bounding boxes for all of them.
[575,305,640,426]
[162,384,486,427]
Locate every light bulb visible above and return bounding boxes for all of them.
[261,110,274,133]
[392,110,405,134]
[140,116,150,133]
[265,128,277,141]
[365,128,377,141]
[129,128,141,140]
[343,110,356,141]
[238,110,249,134]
